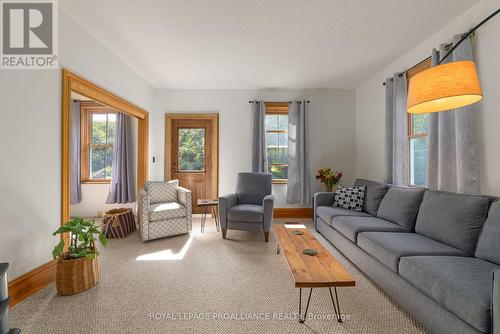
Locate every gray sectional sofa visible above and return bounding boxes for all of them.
[314,179,500,334]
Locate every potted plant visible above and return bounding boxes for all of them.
[52,217,108,296]
[315,168,343,192]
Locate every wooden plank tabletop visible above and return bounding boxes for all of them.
[273,224,356,288]
[196,199,218,206]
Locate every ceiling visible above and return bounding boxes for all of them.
[60,0,478,89]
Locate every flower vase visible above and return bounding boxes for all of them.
[325,184,337,192]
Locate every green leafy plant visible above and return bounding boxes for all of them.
[52,217,108,260]
[315,168,343,191]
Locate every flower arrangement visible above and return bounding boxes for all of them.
[315,168,343,192]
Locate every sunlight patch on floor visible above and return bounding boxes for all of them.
[135,235,194,261]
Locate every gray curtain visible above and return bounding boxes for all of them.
[251,100,267,173]
[106,113,136,203]
[427,35,480,194]
[70,100,81,204]
[287,101,310,204]
[385,73,409,185]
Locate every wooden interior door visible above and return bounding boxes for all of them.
[166,114,218,213]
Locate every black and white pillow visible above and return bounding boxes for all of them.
[333,186,366,212]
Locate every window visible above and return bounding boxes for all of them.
[409,114,429,186]
[407,57,431,186]
[178,128,205,171]
[81,102,117,183]
[265,103,288,183]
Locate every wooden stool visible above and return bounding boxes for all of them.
[101,208,136,239]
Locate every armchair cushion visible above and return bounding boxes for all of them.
[235,172,272,205]
[144,180,179,204]
[149,202,187,222]
[228,204,263,223]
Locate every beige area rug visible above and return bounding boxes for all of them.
[10,217,427,334]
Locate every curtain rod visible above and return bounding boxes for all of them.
[248,100,310,103]
[382,8,500,86]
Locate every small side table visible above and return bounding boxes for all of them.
[197,199,220,233]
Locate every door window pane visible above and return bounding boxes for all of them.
[410,137,428,186]
[178,128,205,171]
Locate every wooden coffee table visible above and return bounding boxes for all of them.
[273,223,355,323]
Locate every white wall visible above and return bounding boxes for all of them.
[70,117,138,218]
[355,0,500,196]
[152,89,356,207]
[0,11,154,279]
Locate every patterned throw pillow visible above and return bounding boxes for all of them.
[333,186,366,212]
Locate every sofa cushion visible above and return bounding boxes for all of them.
[475,200,500,265]
[150,202,186,221]
[316,206,371,225]
[333,186,366,212]
[399,256,499,333]
[415,190,490,255]
[145,180,179,204]
[354,179,389,216]
[376,187,425,230]
[357,232,466,272]
[331,216,406,243]
[228,204,263,223]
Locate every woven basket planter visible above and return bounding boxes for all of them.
[101,208,136,239]
[56,255,100,296]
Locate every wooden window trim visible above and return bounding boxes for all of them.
[62,69,150,253]
[80,101,116,184]
[265,103,289,184]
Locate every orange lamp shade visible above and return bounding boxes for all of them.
[407,60,483,114]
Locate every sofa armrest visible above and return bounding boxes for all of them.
[139,189,150,241]
[313,192,335,230]
[218,193,238,230]
[262,194,275,232]
[177,187,193,231]
[493,269,500,334]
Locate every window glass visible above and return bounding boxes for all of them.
[178,128,205,171]
[410,136,428,186]
[265,113,288,180]
[412,114,429,135]
[89,112,116,180]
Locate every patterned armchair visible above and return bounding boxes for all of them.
[139,180,192,241]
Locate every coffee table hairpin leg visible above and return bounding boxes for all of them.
[298,287,343,324]
[201,206,208,233]
[212,206,220,232]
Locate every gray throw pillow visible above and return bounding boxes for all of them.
[475,200,500,265]
[377,186,425,231]
[354,179,389,216]
[415,190,490,255]
[333,186,366,212]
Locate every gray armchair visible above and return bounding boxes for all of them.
[219,172,274,242]
[138,180,192,241]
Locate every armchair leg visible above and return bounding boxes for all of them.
[264,232,269,242]
[222,229,227,239]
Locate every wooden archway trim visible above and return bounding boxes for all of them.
[61,69,149,247]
